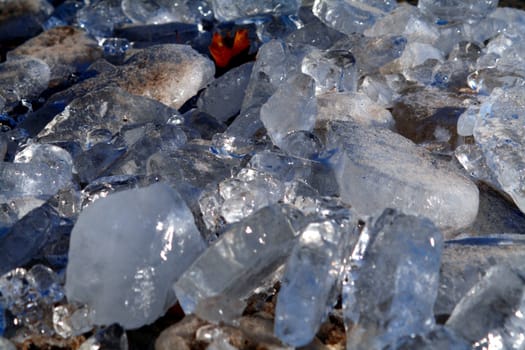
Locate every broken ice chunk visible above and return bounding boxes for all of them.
[326,121,479,234]
[211,0,300,22]
[65,183,206,329]
[37,86,178,149]
[316,91,394,128]
[285,15,346,50]
[108,122,188,176]
[0,264,64,335]
[0,204,61,275]
[330,34,407,78]
[275,217,357,347]
[78,324,128,350]
[473,86,525,214]
[313,0,394,35]
[76,0,130,38]
[260,73,317,149]
[365,3,439,45]
[301,47,357,95]
[0,57,50,112]
[53,304,94,339]
[219,168,285,223]
[446,264,525,348]
[197,62,254,123]
[455,143,499,188]
[343,209,443,350]
[173,204,298,319]
[436,236,525,317]
[1,143,73,209]
[121,0,213,25]
[418,0,498,24]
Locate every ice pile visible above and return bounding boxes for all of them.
[3,0,525,349]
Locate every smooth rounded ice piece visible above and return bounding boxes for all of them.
[326,121,479,235]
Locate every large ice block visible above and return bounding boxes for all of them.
[325,121,479,234]
[65,183,206,329]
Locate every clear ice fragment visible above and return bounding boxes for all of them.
[121,0,213,25]
[418,0,498,24]
[313,0,394,36]
[326,121,479,234]
[436,236,525,317]
[316,91,394,128]
[275,218,356,347]
[394,326,470,350]
[301,47,357,95]
[37,86,178,149]
[446,264,525,348]
[455,143,499,188]
[0,57,51,112]
[76,0,130,38]
[211,0,300,22]
[173,204,298,318]
[53,304,94,338]
[78,324,128,350]
[260,73,317,149]
[66,183,206,328]
[197,63,254,123]
[472,86,525,214]
[343,209,444,350]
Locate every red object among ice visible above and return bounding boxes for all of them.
[209,29,251,68]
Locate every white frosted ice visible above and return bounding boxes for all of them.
[65,183,206,329]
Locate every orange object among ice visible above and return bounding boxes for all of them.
[209,29,251,68]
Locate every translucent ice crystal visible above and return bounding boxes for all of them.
[343,209,443,349]
[316,91,394,128]
[473,86,525,214]
[121,0,213,25]
[65,183,206,329]
[37,86,179,149]
[173,204,298,319]
[418,0,498,24]
[260,73,317,149]
[446,264,525,348]
[326,121,479,234]
[275,217,357,347]
[197,63,254,123]
[211,0,300,22]
[313,0,396,36]
[0,57,51,112]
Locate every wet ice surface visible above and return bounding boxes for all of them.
[2,0,525,349]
